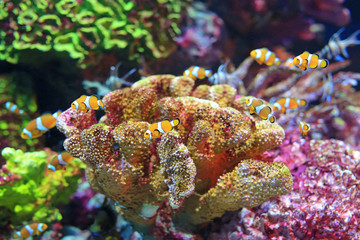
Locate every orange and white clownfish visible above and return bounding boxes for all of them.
[283,58,295,68]
[144,118,181,140]
[21,111,62,139]
[5,102,26,116]
[299,121,310,136]
[71,95,104,112]
[12,223,48,239]
[292,51,329,70]
[250,48,281,66]
[246,97,276,123]
[272,97,307,113]
[47,151,74,172]
[183,66,212,80]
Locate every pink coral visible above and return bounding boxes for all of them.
[206,138,360,239]
[300,0,351,26]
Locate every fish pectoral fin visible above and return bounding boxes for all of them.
[154,129,161,138]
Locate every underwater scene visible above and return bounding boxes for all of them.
[1,0,360,239]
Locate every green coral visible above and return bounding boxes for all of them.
[0,148,85,226]
[1,0,188,68]
[0,74,40,156]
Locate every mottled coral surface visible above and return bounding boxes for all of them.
[206,137,360,240]
[56,75,292,230]
[0,0,186,68]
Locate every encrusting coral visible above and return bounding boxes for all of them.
[0,147,85,228]
[206,137,360,239]
[56,74,293,228]
[0,0,187,68]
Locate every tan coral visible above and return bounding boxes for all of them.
[193,84,237,107]
[157,131,196,209]
[57,74,291,226]
[185,159,293,224]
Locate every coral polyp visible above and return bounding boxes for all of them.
[57,74,293,227]
[0,0,187,67]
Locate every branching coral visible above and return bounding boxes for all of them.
[57,74,292,230]
[0,0,187,68]
[0,147,85,229]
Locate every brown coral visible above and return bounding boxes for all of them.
[57,74,292,226]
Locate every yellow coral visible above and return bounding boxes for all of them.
[185,160,293,224]
[57,74,291,226]
[157,131,196,209]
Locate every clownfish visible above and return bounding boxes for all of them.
[183,66,212,80]
[250,48,281,66]
[293,51,329,70]
[299,121,310,136]
[71,95,104,112]
[144,118,181,140]
[12,223,48,239]
[47,151,74,172]
[272,97,307,113]
[283,58,295,68]
[21,111,62,139]
[246,97,276,123]
[5,102,26,116]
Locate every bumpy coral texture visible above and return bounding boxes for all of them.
[57,74,292,225]
[206,138,360,239]
[0,0,186,67]
[0,74,40,158]
[0,148,85,227]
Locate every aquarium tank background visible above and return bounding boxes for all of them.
[1,0,360,239]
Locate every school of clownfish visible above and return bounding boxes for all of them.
[183,29,360,135]
[4,29,360,238]
[182,47,320,136]
[4,95,185,238]
[3,95,107,238]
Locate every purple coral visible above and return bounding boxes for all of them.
[206,137,360,239]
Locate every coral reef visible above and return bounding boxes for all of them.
[0,74,41,161]
[56,74,293,236]
[206,137,360,239]
[217,49,360,145]
[300,0,351,26]
[0,0,187,68]
[175,2,225,65]
[0,147,85,232]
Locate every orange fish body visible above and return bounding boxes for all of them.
[293,51,329,70]
[283,58,295,68]
[272,97,307,113]
[250,48,281,66]
[48,152,74,172]
[144,118,181,139]
[183,66,212,80]
[13,223,48,239]
[71,95,104,112]
[299,121,310,136]
[21,111,61,139]
[246,97,276,123]
[5,102,26,116]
